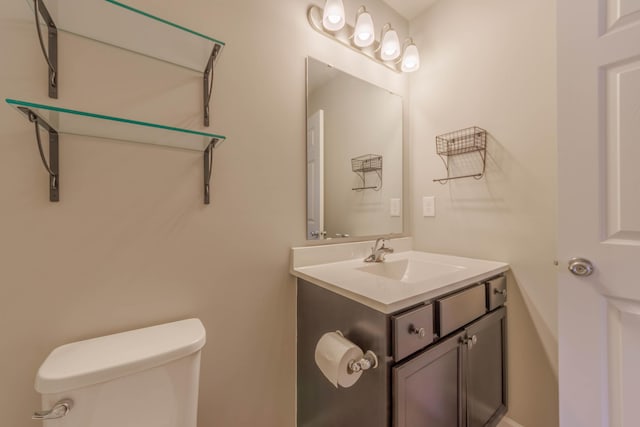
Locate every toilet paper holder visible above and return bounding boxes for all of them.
[334,331,379,374]
[348,350,379,373]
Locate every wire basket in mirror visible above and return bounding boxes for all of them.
[351,154,383,191]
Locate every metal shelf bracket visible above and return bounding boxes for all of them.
[34,0,58,99]
[19,107,59,202]
[434,149,486,184]
[352,168,383,191]
[204,138,223,204]
[203,44,222,127]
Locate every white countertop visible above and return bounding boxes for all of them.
[291,238,509,314]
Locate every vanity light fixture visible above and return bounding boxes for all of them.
[353,7,375,48]
[380,24,400,61]
[308,3,420,73]
[400,39,420,72]
[322,0,345,31]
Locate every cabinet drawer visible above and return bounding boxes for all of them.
[486,276,507,311]
[437,284,487,337]
[393,304,434,360]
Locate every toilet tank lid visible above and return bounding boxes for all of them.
[35,318,206,394]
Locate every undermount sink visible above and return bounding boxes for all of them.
[357,258,466,284]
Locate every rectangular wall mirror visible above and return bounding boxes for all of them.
[306,57,403,240]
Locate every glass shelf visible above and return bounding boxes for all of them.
[6,98,226,152]
[27,0,224,73]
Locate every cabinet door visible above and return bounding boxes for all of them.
[393,332,464,427]
[465,307,507,427]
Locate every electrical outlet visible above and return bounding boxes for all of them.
[390,198,401,217]
[423,196,435,217]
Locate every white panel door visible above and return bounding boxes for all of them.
[558,1,640,426]
[307,110,324,240]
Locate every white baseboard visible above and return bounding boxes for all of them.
[498,416,525,427]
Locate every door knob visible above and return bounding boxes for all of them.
[568,258,594,277]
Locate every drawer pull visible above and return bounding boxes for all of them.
[409,325,426,338]
[494,288,507,296]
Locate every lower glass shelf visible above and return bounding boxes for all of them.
[6,98,225,152]
[6,98,226,204]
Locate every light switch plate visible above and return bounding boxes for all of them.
[423,196,435,217]
[390,198,401,217]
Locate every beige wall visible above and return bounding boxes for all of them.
[408,1,558,426]
[0,1,407,427]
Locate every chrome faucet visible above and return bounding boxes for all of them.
[364,238,394,263]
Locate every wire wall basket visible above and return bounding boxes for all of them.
[434,126,487,184]
[351,154,382,172]
[351,154,383,191]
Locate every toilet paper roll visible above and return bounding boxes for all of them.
[314,331,364,388]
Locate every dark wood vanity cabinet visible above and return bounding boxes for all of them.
[393,307,507,427]
[297,275,507,427]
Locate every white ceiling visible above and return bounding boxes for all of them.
[380,0,438,21]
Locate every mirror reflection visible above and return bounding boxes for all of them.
[306,57,403,240]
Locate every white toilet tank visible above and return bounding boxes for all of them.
[34,319,206,427]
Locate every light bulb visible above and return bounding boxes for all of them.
[353,8,374,48]
[322,0,345,31]
[380,27,400,61]
[401,42,420,72]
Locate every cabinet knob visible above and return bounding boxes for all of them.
[494,288,507,296]
[409,325,426,338]
[461,334,478,350]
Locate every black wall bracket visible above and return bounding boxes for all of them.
[19,107,59,202]
[34,0,58,99]
[203,44,222,127]
[204,138,223,204]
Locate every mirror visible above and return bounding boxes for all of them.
[306,57,403,240]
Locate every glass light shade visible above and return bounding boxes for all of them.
[353,10,374,47]
[380,28,400,61]
[322,0,345,31]
[401,43,420,72]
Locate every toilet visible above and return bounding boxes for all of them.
[34,319,206,427]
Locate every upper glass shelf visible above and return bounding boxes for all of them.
[27,0,225,72]
[6,98,226,152]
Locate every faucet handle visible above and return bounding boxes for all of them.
[379,238,394,251]
[373,237,386,249]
